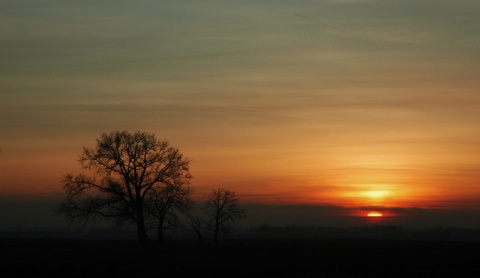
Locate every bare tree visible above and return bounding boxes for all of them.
[205,188,246,243]
[144,179,193,244]
[189,215,205,244]
[57,131,191,244]
[186,206,207,244]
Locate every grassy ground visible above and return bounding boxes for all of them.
[1,238,479,277]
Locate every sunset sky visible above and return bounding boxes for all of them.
[2,0,480,229]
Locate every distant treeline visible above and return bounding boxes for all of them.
[0,227,135,240]
[254,225,480,241]
[3,225,480,242]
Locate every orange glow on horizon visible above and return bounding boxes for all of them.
[367,211,383,217]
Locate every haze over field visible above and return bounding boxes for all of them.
[1,0,480,231]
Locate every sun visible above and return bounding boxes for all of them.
[367,211,383,217]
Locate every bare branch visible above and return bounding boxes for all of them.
[57,130,192,244]
[205,188,246,243]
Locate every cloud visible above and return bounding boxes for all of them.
[240,202,480,228]
[356,205,425,213]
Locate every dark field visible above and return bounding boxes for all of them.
[1,238,479,277]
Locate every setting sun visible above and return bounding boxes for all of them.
[367,212,383,217]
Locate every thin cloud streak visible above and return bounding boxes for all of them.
[295,13,343,31]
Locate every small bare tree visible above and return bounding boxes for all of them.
[190,215,205,244]
[186,206,207,244]
[145,179,193,244]
[57,131,191,244]
[205,188,245,243]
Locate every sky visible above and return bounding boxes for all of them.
[1,0,480,230]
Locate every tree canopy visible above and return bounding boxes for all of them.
[58,131,192,243]
[205,188,246,243]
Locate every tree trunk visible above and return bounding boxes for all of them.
[195,229,204,244]
[157,222,165,245]
[137,224,148,244]
[136,209,148,244]
[214,224,219,244]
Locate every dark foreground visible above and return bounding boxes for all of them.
[1,238,479,277]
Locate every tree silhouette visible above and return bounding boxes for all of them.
[190,215,205,244]
[57,131,191,244]
[205,188,245,243]
[186,206,207,244]
[145,179,193,244]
